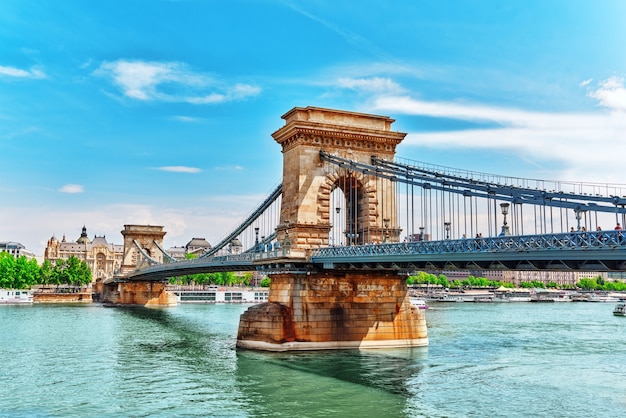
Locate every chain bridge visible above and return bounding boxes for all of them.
[102,106,626,351]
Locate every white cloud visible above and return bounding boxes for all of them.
[337,77,405,94]
[0,65,46,79]
[94,60,261,103]
[171,115,200,123]
[369,77,626,184]
[59,184,84,193]
[156,166,202,173]
[214,165,244,171]
[588,76,626,112]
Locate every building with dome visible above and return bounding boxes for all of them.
[44,226,124,281]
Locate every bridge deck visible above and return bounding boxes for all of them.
[118,230,626,282]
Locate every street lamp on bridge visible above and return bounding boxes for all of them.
[444,221,451,240]
[383,218,390,243]
[500,202,511,236]
[574,207,587,231]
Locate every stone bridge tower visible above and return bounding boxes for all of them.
[119,224,166,275]
[271,106,406,254]
[101,224,175,307]
[237,107,428,351]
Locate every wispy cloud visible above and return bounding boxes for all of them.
[94,60,261,104]
[337,77,405,94]
[367,76,626,183]
[171,115,201,123]
[587,75,626,112]
[284,3,392,61]
[214,165,244,171]
[0,65,46,79]
[59,184,84,193]
[156,166,202,173]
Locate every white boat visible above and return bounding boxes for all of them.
[613,303,626,316]
[590,295,620,303]
[0,289,33,304]
[169,286,269,304]
[410,298,429,309]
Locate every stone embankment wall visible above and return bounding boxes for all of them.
[34,291,92,304]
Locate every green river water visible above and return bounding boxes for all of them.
[1,302,625,417]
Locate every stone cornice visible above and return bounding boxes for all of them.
[273,125,406,154]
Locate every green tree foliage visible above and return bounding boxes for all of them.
[0,252,16,288]
[169,270,253,287]
[14,256,39,288]
[407,271,513,289]
[577,277,598,290]
[260,277,271,287]
[39,260,54,285]
[240,272,253,287]
[0,254,91,289]
[519,280,545,288]
[574,276,626,291]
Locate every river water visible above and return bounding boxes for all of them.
[1,301,625,417]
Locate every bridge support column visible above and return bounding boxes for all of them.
[101,281,177,307]
[236,272,428,351]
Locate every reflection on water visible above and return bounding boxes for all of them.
[114,306,429,417]
[236,348,427,417]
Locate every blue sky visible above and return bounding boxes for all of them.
[1,0,625,256]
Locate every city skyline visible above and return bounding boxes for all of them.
[1,0,625,255]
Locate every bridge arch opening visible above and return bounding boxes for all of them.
[330,174,368,246]
[324,168,396,246]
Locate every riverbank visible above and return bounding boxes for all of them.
[411,287,626,303]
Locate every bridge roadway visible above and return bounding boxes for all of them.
[118,230,626,282]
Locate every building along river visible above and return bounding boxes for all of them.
[1,302,625,417]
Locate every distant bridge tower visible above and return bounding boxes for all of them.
[237,107,428,351]
[101,224,175,306]
[119,224,166,275]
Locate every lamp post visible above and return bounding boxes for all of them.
[282,230,291,256]
[383,218,390,243]
[334,207,340,246]
[574,207,586,231]
[444,221,451,240]
[254,227,260,252]
[419,226,425,242]
[500,202,511,236]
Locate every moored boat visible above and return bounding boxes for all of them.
[613,303,626,316]
[409,298,429,309]
[0,289,33,304]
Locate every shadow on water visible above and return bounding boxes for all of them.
[107,306,432,417]
[112,305,237,357]
[235,347,428,417]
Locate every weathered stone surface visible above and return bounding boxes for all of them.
[101,281,177,307]
[119,225,166,275]
[34,292,92,304]
[272,107,406,249]
[236,271,428,351]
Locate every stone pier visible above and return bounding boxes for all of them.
[237,271,427,351]
[101,280,177,307]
